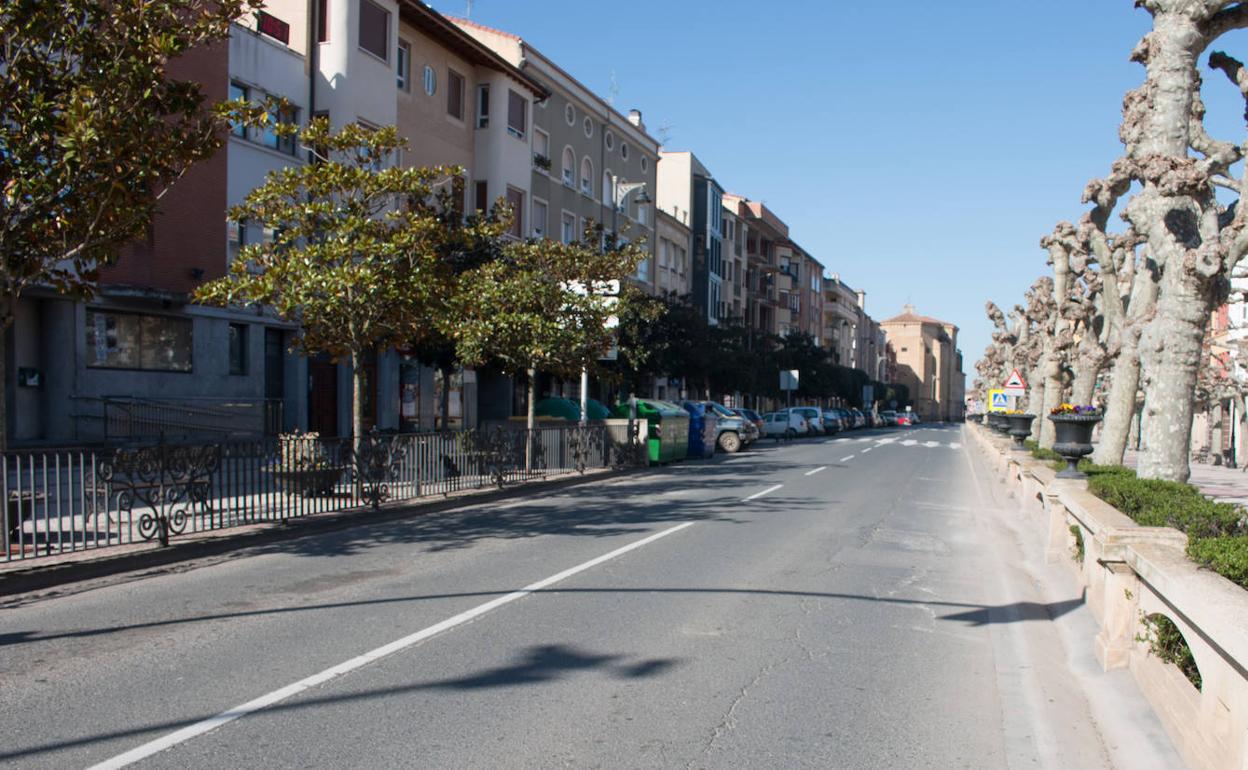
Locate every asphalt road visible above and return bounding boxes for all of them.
[0,425,1182,768]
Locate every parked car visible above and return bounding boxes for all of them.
[880,410,898,426]
[849,408,866,429]
[763,411,808,439]
[692,400,755,453]
[733,408,765,439]
[788,407,825,435]
[822,410,844,434]
[834,408,856,430]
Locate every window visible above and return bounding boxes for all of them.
[396,41,410,90]
[603,170,614,205]
[228,82,248,137]
[474,181,487,213]
[565,103,575,125]
[476,84,490,128]
[505,187,524,238]
[423,65,436,96]
[621,143,629,160]
[447,69,464,119]
[561,211,577,245]
[636,256,650,281]
[580,157,593,196]
[86,310,193,372]
[604,130,614,151]
[507,89,526,138]
[561,147,575,187]
[583,116,593,138]
[637,202,648,227]
[533,128,550,170]
[316,0,329,42]
[260,103,298,155]
[358,0,388,61]
[640,156,648,173]
[532,199,548,238]
[228,323,248,375]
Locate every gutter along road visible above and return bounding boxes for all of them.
[0,426,1180,768]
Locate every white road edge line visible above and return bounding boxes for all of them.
[804,466,827,476]
[87,521,698,770]
[743,484,783,501]
[841,455,855,462]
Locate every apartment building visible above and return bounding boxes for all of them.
[451,18,660,297]
[656,209,692,298]
[720,204,748,321]
[657,152,724,324]
[787,243,825,342]
[725,196,788,337]
[881,305,964,421]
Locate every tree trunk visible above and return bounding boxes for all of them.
[439,367,451,431]
[1026,358,1046,441]
[351,352,366,447]
[525,366,536,471]
[1092,351,1142,466]
[1039,347,1067,449]
[1068,342,1102,408]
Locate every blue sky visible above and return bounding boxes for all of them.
[431,1,1248,377]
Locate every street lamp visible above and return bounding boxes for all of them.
[580,176,651,452]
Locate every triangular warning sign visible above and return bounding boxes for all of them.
[1004,369,1026,389]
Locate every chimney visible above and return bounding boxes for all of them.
[628,109,644,129]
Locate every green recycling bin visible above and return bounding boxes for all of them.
[612,399,689,465]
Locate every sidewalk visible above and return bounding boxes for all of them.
[1123,450,1248,506]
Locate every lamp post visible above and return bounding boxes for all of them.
[583,176,651,463]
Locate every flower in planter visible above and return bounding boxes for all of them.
[1050,403,1101,416]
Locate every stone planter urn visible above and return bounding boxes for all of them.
[989,413,1010,434]
[1006,414,1036,451]
[1048,413,1102,478]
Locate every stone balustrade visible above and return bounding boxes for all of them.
[969,424,1248,770]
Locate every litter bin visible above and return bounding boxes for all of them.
[612,399,689,465]
[680,401,718,460]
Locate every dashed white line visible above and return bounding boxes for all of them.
[861,447,873,453]
[87,521,697,769]
[804,466,827,476]
[743,484,784,501]
[841,455,855,462]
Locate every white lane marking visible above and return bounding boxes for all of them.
[88,522,696,770]
[949,442,962,450]
[901,439,918,447]
[841,455,855,462]
[743,484,783,501]
[861,447,873,453]
[805,466,827,476]
[924,441,940,448]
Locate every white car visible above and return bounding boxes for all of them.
[763,411,809,439]
[786,406,825,435]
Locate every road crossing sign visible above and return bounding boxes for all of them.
[988,389,1010,412]
[1003,368,1027,396]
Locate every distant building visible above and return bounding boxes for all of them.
[657,151,723,324]
[881,305,964,421]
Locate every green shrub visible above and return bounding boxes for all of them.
[1086,474,1243,538]
[1031,445,1062,462]
[1137,613,1201,690]
[1069,524,1084,563]
[1187,536,1248,589]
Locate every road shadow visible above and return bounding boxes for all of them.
[0,643,680,763]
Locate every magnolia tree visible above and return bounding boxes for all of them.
[196,121,473,444]
[0,0,254,446]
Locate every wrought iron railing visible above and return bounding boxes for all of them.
[1,424,643,563]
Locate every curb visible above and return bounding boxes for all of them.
[0,466,642,599]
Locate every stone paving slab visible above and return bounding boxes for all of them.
[1123,450,1248,506]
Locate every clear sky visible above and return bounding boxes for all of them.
[430,0,1248,380]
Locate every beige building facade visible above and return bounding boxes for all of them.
[881,305,964,421]
[656,209,692,298]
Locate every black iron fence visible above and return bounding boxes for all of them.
[2,423,641,563]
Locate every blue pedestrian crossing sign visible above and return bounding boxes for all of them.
[988,389,1009,412]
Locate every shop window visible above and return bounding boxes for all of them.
[86,310,193,372]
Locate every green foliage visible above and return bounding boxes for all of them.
[197,120,472,361]
[1187,536,1248,589]
[1030,444,1063,462]
[443,230,644,380]
[1069,524,1085,563]
[0,0,253,318]
[1136,614,1201,690]
[1087,473,1244,538]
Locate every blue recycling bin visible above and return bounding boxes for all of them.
[680,401,717,459]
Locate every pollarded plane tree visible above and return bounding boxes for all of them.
[1038,223,1080,447]
[1114,0,1248,482]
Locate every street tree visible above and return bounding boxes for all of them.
[0,0,255,445]
[195,120,467,443]
[443,231,645,432]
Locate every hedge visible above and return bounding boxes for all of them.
[1187,536,1248,590]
